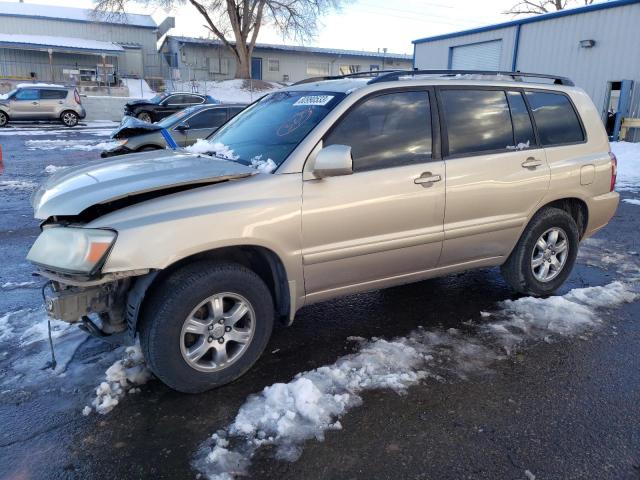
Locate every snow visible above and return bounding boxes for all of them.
[87,343,152,415]
[623,198,640,205]
[611,141,640,192]
[250,155,277,174]
[16,82,64,89]
[185,140,239,160]
[0,180,37,191]
[1,281,37,290]
[0,34,123,53]
[44,164,68,174]
[525,470,536,480]
[171,79,281,103]
[195,279,637,479]
[25,139,120,151]
[122,78,155,99]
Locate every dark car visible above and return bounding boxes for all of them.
[102,103,246,157]
[124,92,218,123]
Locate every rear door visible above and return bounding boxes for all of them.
[182,107,228,145]
[39,89,67,118]
[10,88,40,119]
[437,87,550,266]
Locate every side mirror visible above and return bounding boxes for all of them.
[175,122,190,132]
[313,144,353,178]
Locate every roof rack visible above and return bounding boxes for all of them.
[292,69,405,86]
[366,69,575,86]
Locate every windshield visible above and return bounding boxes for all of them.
[1,89,17,100]
[204,90,345,167]
[157,106,196,128]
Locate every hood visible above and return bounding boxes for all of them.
[111,115,162,139]
[125,99,154,108]
[32,150,256,219]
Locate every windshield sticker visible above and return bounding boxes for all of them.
[293,95,334,106]
[277,107,314,137]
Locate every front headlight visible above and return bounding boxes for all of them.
[27,227,116,274]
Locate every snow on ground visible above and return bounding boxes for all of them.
[0,180,37,191]
[85,343,152,415]
[1,281,37,290]
[171,79,282,103]
[612,141,640,193]
[25,139,119,151]
[623,198,640,205]
[194,275,638,479]
[44,164,68,174]
[122,77,155,99]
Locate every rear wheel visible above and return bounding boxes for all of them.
[501,207,579,296]
[136,111,153,123]
[139,261,274,393]
[60,111,79,127]
[0,111,8,127]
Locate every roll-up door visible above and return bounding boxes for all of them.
[450,40,502,70]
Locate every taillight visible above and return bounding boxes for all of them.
[74,89,81,105]
[609,151,617,192]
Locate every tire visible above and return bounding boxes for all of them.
[139,261,274,393]
[0,111,8,127]
[137,145,161,152]
[136,111,153,123]
[60,110,79,127]
[501,207,579,297]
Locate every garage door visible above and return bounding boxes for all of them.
[450,40,502,70]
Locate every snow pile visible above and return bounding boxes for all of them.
[185,139,239,160]
[1,280,37,290]
[25,139,120,151]
[611,141,640,193]
[623,198,640,206]
[0,180,37,191]
[44,164,67,174]
[195,279,636,478]
[122,77,155,99]
[171,79,281,103]
[86,344,152,415]
[250,155,277,174]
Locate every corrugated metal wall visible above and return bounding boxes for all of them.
[413,3,640,140]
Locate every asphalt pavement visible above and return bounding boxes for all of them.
[0,123,638,480]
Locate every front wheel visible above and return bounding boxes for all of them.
[139,262,274,393]
[136,111,153,123]
[0,111,8,127]
[60,111,79,127]
[501,207,579,296]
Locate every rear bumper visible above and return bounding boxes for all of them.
[77,107,86,119]
[584,191,619,238]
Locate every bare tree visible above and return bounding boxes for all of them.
[95,0,343,79]
[504,0,594,15]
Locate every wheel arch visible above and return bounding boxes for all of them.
[127,245,292,339]
[537,197,588,239]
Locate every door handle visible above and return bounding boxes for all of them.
[521,157,543,169]
[414,172,442,186]
[31,101,38,105]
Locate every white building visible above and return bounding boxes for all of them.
[413,0,640,140]
[160,35,412,83]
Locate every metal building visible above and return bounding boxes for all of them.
[0,2,171,84]
[160,35,412,84]
[413,0,640,140]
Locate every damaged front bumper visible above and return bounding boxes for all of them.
[38,268,154,345]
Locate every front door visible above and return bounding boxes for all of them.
[301,89,445,301]
[182,107,229,145]
[10,88,40,119]
[251,57,262,80]
[437,88,550,266]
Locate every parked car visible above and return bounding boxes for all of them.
[27,70,619,393]
[0,84,85,127]
[123,92,218,123]
[102,104,246,157]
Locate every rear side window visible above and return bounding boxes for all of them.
[506,91,535,148]
[440,89,512,156]
[525,91,584,145]
[40,89,67,100]
[14,89,39,100]
[325,90,432,172]
[187,108,227,129]
[183,95,204,105]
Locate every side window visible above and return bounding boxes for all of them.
[440,89,512,156]
[187,108,228,129]
[506,91,535,148]
[184,95,205,105]
[40,89,67,100]
[324,91,432,172]
[14,89,39,101]
[165,95,184,105]
[525,91,584,145]
[229,107,244,118]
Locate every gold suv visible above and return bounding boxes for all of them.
[27,70,619,392]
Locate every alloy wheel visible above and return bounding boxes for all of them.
[531,227,569,282]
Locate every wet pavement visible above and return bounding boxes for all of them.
[0,124,638,479]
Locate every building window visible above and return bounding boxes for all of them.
[370,64,380,71]
[209,57,230,74]
[268,58,280,72]
[307,62,330,76]
[338,64,361,75]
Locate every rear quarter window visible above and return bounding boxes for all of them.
[525,91,584,146]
